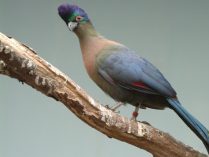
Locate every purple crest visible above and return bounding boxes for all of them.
[58,3,89,23]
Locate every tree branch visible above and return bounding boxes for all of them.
[0,32,207,157]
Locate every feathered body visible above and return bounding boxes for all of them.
[58,3,209,153]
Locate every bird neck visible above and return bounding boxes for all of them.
[74,21,109,78]
[74,22,122,57]
[74,21,107,57]
[74,22,100,39]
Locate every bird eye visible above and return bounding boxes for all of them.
[75,16,83,22]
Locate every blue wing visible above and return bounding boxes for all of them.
[97,46,176,98]
[97,46,209,152]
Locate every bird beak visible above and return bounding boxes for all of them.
[68,22,78,31]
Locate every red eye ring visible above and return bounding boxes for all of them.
[76,16,83,22]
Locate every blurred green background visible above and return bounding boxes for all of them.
[1,0,209,156]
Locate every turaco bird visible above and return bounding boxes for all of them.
[58,3,209,153]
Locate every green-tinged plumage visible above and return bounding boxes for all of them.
[74,22,99,39]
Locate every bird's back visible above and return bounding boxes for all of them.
[95,44,174,109]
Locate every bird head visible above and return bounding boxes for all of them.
[58,3,90,31]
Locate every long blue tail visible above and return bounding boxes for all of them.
[167,98,209,153]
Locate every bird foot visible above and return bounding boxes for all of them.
[105,102,124,113]
[130,111,138,121]
[130,103,141,121]
[141,121,151,126]
[104,104,120,113]
[105,104,111,109]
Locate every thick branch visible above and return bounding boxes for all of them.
[0,32,207,157]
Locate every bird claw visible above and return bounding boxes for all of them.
[105,104,111,109]
[115,110,120,114]
[105,104,120,113]
[130,120,151,126]
[141,121,151,126]
[130,117,137,121]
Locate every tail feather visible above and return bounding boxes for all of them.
[167,98,209,154]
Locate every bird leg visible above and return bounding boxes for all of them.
[105,102,124,112]
[111,102,124,111]
[131,103,141,121]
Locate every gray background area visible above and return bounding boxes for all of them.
[1,0,209,156]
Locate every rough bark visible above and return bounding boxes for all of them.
[0,32,207,157]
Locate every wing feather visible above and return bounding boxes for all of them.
[97,46,176,98]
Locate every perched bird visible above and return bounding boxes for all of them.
[58,3,209,153]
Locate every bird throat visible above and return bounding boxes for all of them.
[74,22,99,40]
